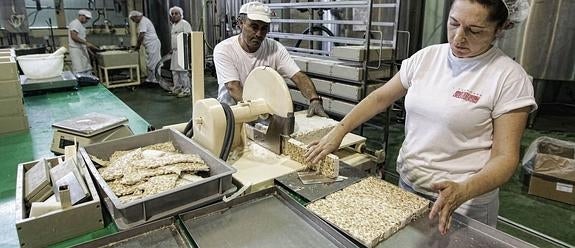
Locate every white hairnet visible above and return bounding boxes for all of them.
[502,0,530,24]
[169,6,183,16]
[129,10,143,18]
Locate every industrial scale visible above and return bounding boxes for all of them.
[50,112,133,154]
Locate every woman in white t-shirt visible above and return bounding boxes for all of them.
[306,0,534,235]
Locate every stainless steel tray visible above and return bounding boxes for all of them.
[179,187,360,248]
[80,128,236,230]
[52,112,128,136]
[275,162,367,202]
[378,213,537,248]
[74,217,190,248]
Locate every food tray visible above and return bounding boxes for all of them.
[80,128,236,230]
[378,212,537,248]
[75,217,190,248]
[179,187,359,248]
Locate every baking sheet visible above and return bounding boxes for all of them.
[275,162,367,202]
[52,112,128,136]
[75,217,189,248]
[179,187,359,248]
[377,213,537,248]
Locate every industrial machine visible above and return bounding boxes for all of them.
[192,66,294,158]
[189,66,374,195]
[50,112,133,154]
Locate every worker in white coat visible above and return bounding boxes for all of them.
[169,6,192,97]
[129,11,161,84]
[68,10,98,74]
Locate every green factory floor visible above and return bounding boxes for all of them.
[0,79,574,247]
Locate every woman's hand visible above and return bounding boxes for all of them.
[428,181,471,235]
[305,126,346,163]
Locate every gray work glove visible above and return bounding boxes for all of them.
[307,98,329,117]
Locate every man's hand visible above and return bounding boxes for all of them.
[307,99,328,117]
[428,181,471,235]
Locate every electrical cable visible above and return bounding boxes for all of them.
[294,25,335,48]
[183,117,194,138]
[219,102,235,161]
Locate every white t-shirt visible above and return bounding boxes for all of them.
[398,43,537,205]
[213,35,300,105]
[138,17,159,46]
[68,19,86,48]
[170,19,192,71]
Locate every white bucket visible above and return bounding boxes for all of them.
[17,54,64,79]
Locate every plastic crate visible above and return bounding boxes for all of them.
[80,128,236,229]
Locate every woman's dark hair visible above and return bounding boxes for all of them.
[454,0,509,28]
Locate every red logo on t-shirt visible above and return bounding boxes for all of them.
[453,89,480,103]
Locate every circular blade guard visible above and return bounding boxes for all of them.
[242,66,293,118]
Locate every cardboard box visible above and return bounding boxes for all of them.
[0,79,23,99]
[0,56,19,81]
[528,153,575,205]
[0,97,25,117]
[0,114,28,134]
[15,156,103,247]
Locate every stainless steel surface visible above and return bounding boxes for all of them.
[81,129,237,230]
[20,71,77,92]
[180,187,359,248]
[377,212,537,248]
[75,217,189,248]
[251,113,294,155]
[498,0,575,81]
[275,163,367,202]
[52,112,129,136]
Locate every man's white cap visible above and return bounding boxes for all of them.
[129,10,143,18]
[239,2,272,23]
[78,9,92,19]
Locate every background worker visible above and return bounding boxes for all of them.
[68,9,98,74]
[168,6,193,98]
[129,10,162,84]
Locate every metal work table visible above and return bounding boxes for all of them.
[379,212,536,248]
[274,169,538,248]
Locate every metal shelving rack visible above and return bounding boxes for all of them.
[266,0,401,160]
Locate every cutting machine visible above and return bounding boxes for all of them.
[192,66,295,158]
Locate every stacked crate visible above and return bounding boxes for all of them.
[0,49,28,134]
[287,46,393,116]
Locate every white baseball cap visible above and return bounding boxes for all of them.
[239,2,272,23]
[78,9,92,19]
[129,10,143,18]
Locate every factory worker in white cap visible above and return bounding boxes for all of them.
[306,0,534,235]
[68,9,98,73]
[213,1,328,118]
[129,10,161,84]
[168,6,192,97]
